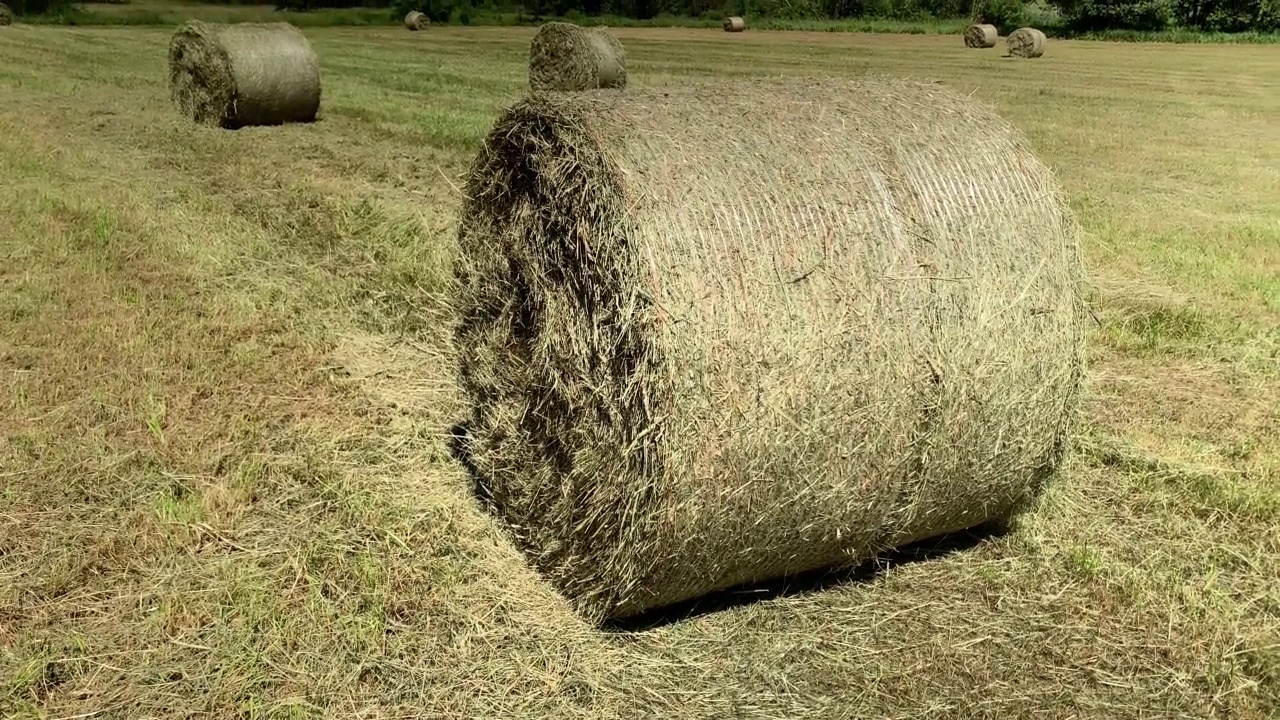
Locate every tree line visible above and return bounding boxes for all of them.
[320,0,1280,34]
[7,0,1276,34]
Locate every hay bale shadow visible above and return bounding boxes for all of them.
[448,420,1012,631]
[604,520,1012,632]
[447,420,491,509]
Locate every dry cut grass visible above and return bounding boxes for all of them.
[0,25,1277,720]
[454,77,1083,622]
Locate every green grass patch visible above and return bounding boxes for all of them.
[1102,303,1209,354]
[1061,27,1280,43]
[1082,438,1279,522]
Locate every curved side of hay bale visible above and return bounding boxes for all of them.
[168,21,321,129]
[404,10,427,30]
[724,16,746,31]
[454,77,1085,622]
[528,21,626,92]
[1007,27,1047,58]
[0,3,14,26]
[964,23,998,48]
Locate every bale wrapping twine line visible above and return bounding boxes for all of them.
[1007,27,1047,58]
[405,10,428,30]
[724,16,746,32]
[528,21,627,92]
[168,20,321,129]
[964,23,998,48]
[453,76,1085,623]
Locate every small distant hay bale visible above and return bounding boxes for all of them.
[168,20,321,129]
[964,23,997,48]
[453,76,1085,623]
[404,10,428,30]
[1007,27,1047,58]
[0,3,13,26]
[723,16,746,31]
[528,21,626,92]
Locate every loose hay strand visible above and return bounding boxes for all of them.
[1007,27,1047,58]
[454,76,1085,623]
[964,23,998,48]
[168,20,321,128]
[528,21,627,92]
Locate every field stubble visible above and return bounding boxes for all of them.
[0,26,1277,719]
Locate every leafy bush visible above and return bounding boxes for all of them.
[1051,0,1169,29]
[971,0,1027,32]
[1021,0,1064,24]
[7,0,75,14]
[1172,0,1278,30]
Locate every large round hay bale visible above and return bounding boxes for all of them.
[724,16,746,31]
[404,10,427,30]
[1007,27,1047,58]
[964,23,997,48]
[168,21,321,129]
[0,3,14,26]
[528,21,626,92]
[453,76,1085,623]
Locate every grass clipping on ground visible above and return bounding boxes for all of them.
[453,76,1086,624]
[168,20,321,128]
[965,23,997,47]
[1007,27,1047,57]
[528,21,626,91]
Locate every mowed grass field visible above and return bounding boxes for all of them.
[1,24,1278,719]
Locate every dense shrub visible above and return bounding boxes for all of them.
[7,0,75,14]
[277,0,389,8]
[602,0,969,19]
[1172,0,1278,30]
[971,0,1028,32]
[165,0,1280,31]
[1051,0,1169,29]
[1021,0,1064,23]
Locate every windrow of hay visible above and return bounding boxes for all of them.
[168,20,321,129]
[404,10,428,30]
[1007,27,1047,58]
[724,16,746,31]
[0,3,13,26]
[964,23,998,48]
[453,76,1086,623]
[528,21,626,91]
